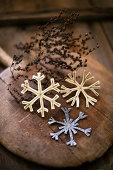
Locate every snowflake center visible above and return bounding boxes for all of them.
[39,91,42,95]
[78,84,84,92]
[65,122,70,130]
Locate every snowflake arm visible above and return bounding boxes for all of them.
[60,72,78,98]
[72,111,87,125]
[50,129,65,140]
[74,127,92,136]
[48,117,65,125]
[80,70,94,86]
[32,72,45,92]
[65,71,80,86]
[60,85,77,98]
[60,70,100,107]
[66,129,77,146]
[21,80,39,95]
[61,107,71,121]
[66,90,81,107]
[82,90,98,107]
[43,94,61,109]
[37,95,48,117]
[21,72,61,117]
[87,81,100,96]
[43,78,60,94]
[22,94,40,112]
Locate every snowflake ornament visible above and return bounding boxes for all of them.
[48,107,91,146]
[21,72,61,117]
[60,70,100,107]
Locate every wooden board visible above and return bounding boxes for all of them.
[0,56,113,167]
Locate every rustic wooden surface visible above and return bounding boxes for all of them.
[0,15,113,170]
[0,54,113,167]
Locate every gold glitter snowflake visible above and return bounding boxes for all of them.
[21,72,61,117]
[60,70,100,107]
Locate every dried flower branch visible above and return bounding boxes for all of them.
[8,10,99,104]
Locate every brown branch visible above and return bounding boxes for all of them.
[0,47,12,67]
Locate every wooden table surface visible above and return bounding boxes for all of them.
[0,20,113,169]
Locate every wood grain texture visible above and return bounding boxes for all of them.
[101,21,113,51]
[0,0,113,25]
[0,56,113,167]
[0,142,112,170]
[0,20,113,169]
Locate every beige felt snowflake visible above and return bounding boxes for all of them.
[60,70,100,107]
[21,72,61,117]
